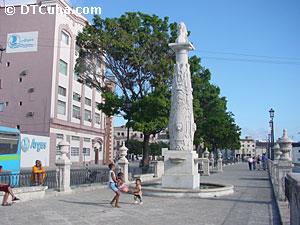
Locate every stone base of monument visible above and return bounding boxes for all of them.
[137,182,234,198]
[162,150,199,189]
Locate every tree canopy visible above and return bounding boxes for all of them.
[76,12,177,166]
[190,56,241,153]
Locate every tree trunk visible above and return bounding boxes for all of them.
[142,134,150,168]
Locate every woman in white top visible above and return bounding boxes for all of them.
[108,163,120,208]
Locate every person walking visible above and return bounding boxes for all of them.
[262,154,267,170]
[247,157,253,171]
[252,156,256,170]
[257,155,261,170]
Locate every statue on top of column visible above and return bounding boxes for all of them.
[176,22,188,43]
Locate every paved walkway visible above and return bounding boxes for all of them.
[0,163,280,225]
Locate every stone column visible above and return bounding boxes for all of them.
[162,22,200,189]
[217,151,223,172]
[276,129,293,201]
[118,143,129,183]
[151,161,164,178]
[202,148,210,176]
[55,140,72,192]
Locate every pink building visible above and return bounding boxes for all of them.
[0,0,114,166]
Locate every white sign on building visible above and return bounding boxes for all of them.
[6,31,38,53]
[20,134,50,168]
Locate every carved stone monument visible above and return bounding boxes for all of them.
[162,22,200,189]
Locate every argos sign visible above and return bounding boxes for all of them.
[6,31,38,53]
[20,134,49,168]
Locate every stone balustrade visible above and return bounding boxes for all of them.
[268,129,294,224]
[285,173,300,225]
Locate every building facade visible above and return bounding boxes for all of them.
[255,141,268,157]
[235,136,256,159]
[292,142,300,166]
[113,126,169,159]
[0,0,113,167]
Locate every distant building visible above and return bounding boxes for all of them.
[255,141,268,157]
[0,0,114,166]
[292,142,300,166]
[235,136,256,159]
[113,126,169,158]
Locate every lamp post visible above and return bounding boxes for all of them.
[269,108,275,160]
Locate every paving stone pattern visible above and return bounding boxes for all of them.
[0,163,280,225]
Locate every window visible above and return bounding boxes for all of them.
[19,77,22,83]
[58,86,66,96]
[57,134,64,139]
[83,148,90,156]
[61,31,69,45]
[85,97,91,106]
[84,109,91,121]
[0,79,2,89]
[57,100,66,115]
[59,59,68,76]
[71,147,79,156]
[16,125,20,130]
[84,138,91,142]
[5,102,8,106]
[140,134,143,138]
[72,105,80,119]
[73,92,81,102]
[74,72,80,81]
[19,101,22,106]
[121,132,124,136]
[95,113,101,124]
[71,136,80,141]
[0,102,5,112]
[298,150,300,153]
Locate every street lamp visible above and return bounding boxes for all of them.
[269,108,275,160]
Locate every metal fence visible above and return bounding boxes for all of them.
[0,167,109,189]
[70,168,109,186]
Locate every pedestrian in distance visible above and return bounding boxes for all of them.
[262,154,267,170]
[252,156,256,170]
[108,163,121,208]
[256,155,261,170]
[247,157,253,171]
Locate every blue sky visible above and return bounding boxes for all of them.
[68,0,300,141]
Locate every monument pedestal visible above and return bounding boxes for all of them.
[162,150,199,189]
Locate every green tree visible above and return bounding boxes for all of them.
[126,139,143,155]
[76,12,177,167]
[149,142,169,156]
[190,56,241,154]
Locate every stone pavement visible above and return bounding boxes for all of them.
[0,163,280,225]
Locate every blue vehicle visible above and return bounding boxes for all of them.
[0,126,21,186]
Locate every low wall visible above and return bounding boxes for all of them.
[133,173,155,182]
[285,173,300,225]
[0,186,48,202]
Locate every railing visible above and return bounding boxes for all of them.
[128,163,155,180]
[0,168,109,189]
[70,168,109,186]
